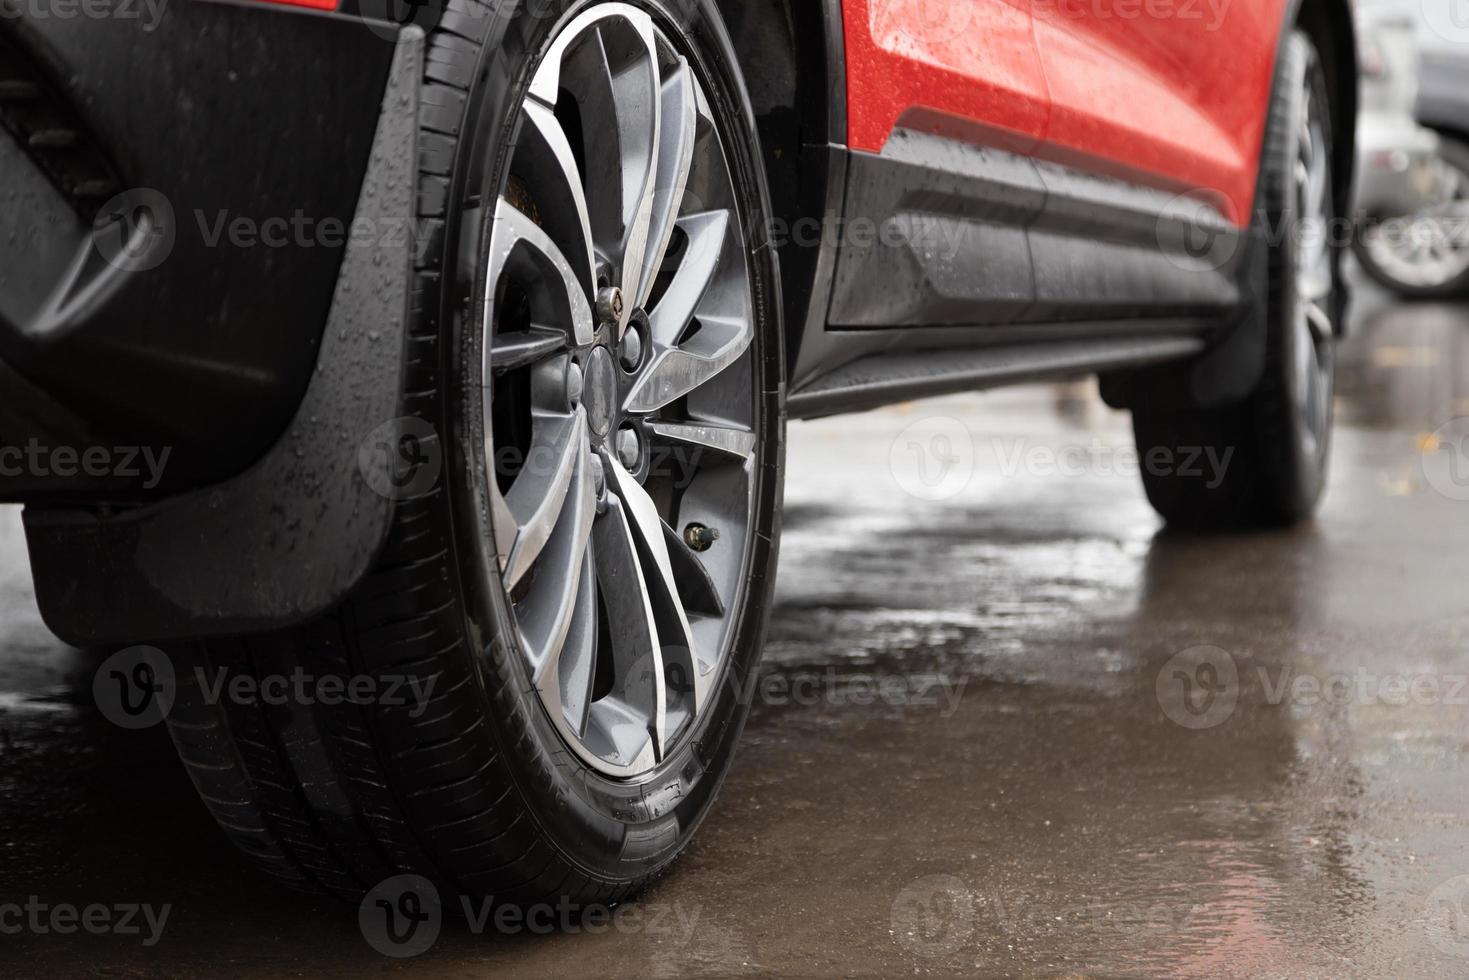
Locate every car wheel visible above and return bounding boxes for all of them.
[1353,135,1469,300]
[1133,30,1337,528]
[166,0,784,910]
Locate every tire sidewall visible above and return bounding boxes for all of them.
[438,0,785,883]
[1260,30,1337,515]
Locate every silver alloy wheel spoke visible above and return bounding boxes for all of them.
[604,454,707,715]
[636,60,702,309]
[554,543,600,738]
[627,313,754,414]
[486,198,595,354]
[591,490,667,767]
[607,14,662,324]
[519,447,597,680]
[648,209,729,347]
[500,409,588,589]
[627,209,753,413]
[645,419,756,463]
[488,327,566,374]
[519,97,598,295]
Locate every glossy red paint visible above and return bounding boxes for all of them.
[843,0,1051,155]
[842,0,1289,225]
[249,0,338,10]
[1031,0,1286,225]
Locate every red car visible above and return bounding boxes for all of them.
[2,0,1354,910]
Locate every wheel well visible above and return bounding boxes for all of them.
[711,0,843,373]
[1295,0,1359,221]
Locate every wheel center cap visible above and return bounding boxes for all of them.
[583,346,618,441]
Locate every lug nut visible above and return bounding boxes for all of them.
[590,455,607,513]
[619,325,644,372]
[616,426,641,470]
[565,361,584,410]
[684,523,720,552]
[597,286,625,327]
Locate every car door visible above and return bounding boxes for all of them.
[828,0,1053,330]
[828,0,1276,334]
[843,0,1050,155]
[1029,0,1288,226]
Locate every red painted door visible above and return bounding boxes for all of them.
[843,0,1051,156]
[843,0,1286,226]
[1026,0,1287,225]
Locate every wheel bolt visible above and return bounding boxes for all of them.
[590,455,607,512]
[565,361,584,410]
[619,324,644,372]
[597,286,625,327]
[616,426,641,470]
[684,523,720,552]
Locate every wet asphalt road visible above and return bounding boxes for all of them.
[6,276,1469,977]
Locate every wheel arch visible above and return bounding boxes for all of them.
[708,0,847,377]
[1295,0,1359,227]
[1100,0,1359,416]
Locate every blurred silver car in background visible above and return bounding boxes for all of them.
[1352,0,1469,297]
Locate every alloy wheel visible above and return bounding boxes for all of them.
[1360,156,1469,291]
[481,4,758,778]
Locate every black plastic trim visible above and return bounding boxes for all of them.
[21,31,425,646]
[0,3,397,493]
[827,130,1243,331]
[788,335,1207,419]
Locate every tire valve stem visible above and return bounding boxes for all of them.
[684,523,719,552]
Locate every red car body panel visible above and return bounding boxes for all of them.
[844,0,1052,155]
[842,0,1288,226]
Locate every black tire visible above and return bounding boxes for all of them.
[1352,135,1469,301]
[166,0,784,912]
[1132,30,1338,529]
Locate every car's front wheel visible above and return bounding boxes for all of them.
[166,0,784,912]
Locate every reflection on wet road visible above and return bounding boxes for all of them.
[5,277,1469,977]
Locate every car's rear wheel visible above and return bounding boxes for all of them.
[166,0,783,911]
[1133,30,1338,528]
